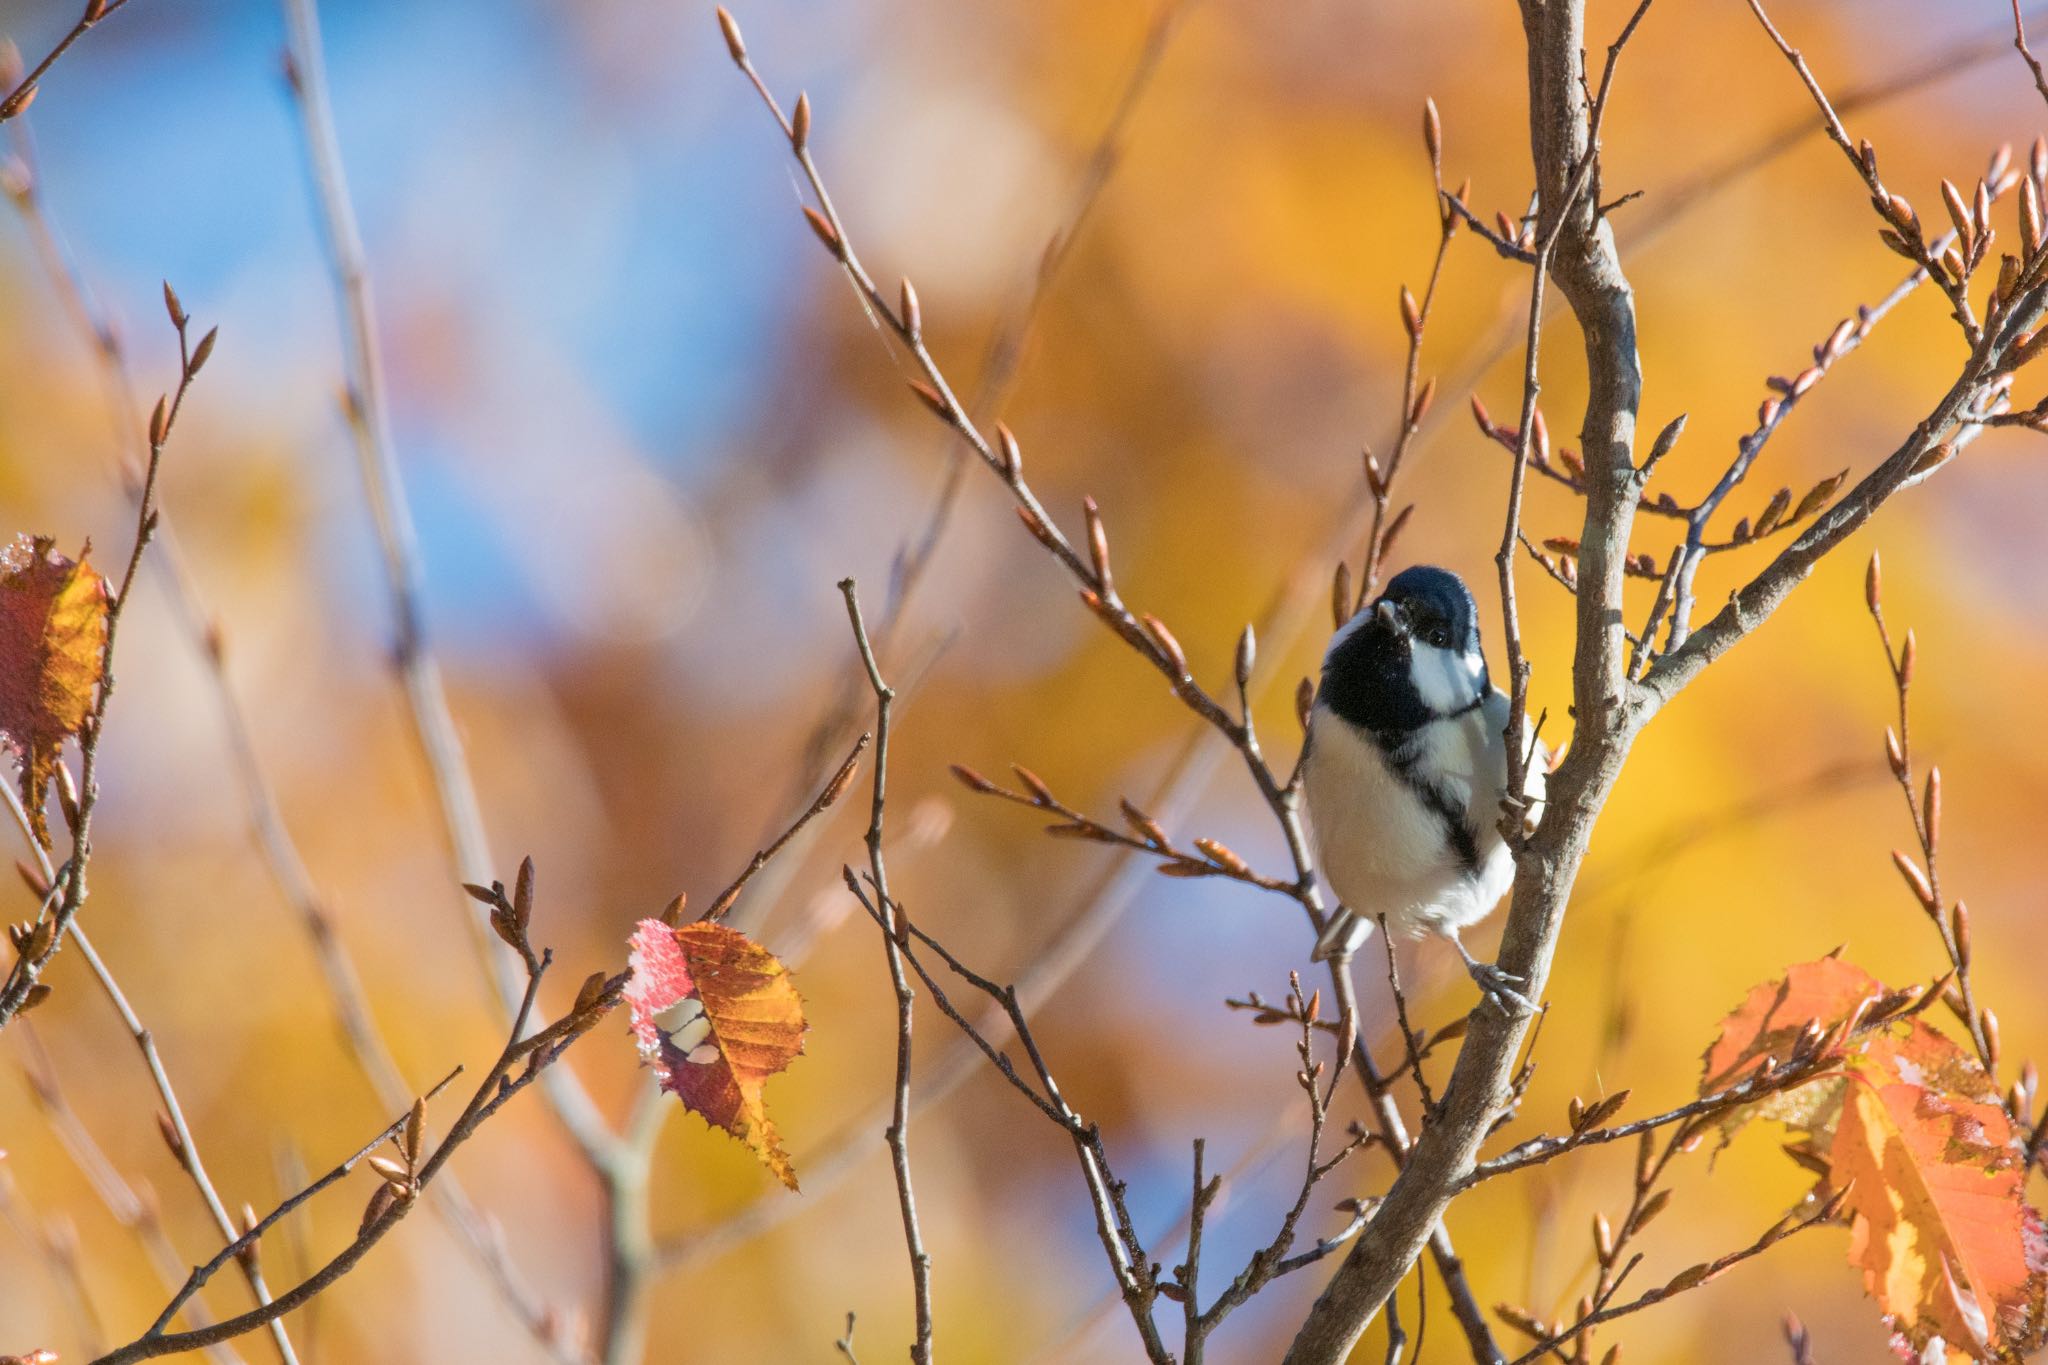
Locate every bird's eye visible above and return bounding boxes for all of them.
[1428,627,1450,648]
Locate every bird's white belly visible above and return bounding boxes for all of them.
[1303,710,1514,939]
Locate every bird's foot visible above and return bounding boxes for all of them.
[1443,931,1537,1016]
[1464,958,1537,1017]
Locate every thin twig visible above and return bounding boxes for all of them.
[1864,568,2001,1090]
[0,304,204,1026]
[93,914,625,1365]
[839,579,934,1365]
[1502,1193,1842,1365]
[13,1021,246,1365]
[277,0,619,1170]
[0,81,584,1363]
[2016,0,2048,109]
[0,0,139,122]
[2,780,297,1364]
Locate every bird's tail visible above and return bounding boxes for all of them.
[1310,906,1376,962]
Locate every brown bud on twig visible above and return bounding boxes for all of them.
[1984,1007,2003,1066]
[1924,767,1942,853]
[1951,901,1971,970]
[1940,242,1966,284]
[948,764,997,794]
[790,92,811,153]
[1469,392,1493,437]
[715,6,747,63]
[1891,850,1937,914]
[1876,227,1916,261]
[1492,1303,1553,1341]
[1382,504,1414,556]
[1792,471,1846,523]
[1142,614,1189,680]
[156,1112,186,1165]
[1899,629,1916,686]
[1422,97,1441,167]
[898,277,921,338]
[802,206,842,256]
[994,422,1022,481]
[573,970,608,1016]
[513,856,535,934]
[1120,799,1168,848]
[360,1181,399,1236]
[1882,191,1919,235]
[1410,376,1437,427]
[1941,179,1972,243]
[1754,488,1791,537]
[2025,178,2043,257]
[163,281,186,330]
[1195,838,1252,878]
[1593,1212,1615,1265]
[906,380,951,424]
[659,893,687,927]
[1295,677,1314,733]
[189,326,218,376]
[1235,625,1255,690]
[1012,766,1056,806]
[1398,286,1421,340]
[1083,496,1112,595]
[148,396,170,449]
[1331,562,1352,630]
[1865,552,1882,611]
[404,1098,426,1164]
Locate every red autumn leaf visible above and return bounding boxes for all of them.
[1833,1079,2048,1361]
[0,537,108,848]
[626,918,806,1189]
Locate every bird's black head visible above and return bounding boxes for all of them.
[1318,565,1488,742]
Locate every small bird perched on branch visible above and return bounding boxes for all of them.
[1303,565,1545,1013]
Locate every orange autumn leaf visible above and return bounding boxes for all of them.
[1832,1080,2048,1361]
[1699,956,1882,1144]
[1701,955,1882,1091]
[0,537,108,848]
[625,918,806,1189]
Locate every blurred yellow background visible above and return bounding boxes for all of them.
[3,0,2047,1360]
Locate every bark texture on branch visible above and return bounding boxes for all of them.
[1284,2,1649,1356]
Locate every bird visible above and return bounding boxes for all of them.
[1301,564,1545,1013]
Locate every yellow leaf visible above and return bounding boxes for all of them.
[0,538,108,848]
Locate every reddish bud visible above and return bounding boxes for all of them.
[790,92,811,153]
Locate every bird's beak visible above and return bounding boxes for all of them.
[1373,599,1409,638]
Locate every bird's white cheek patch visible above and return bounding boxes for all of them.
[1409,643,1486,714]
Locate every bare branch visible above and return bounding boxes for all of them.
[0,0,140,123]
[839,580,933,1365]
